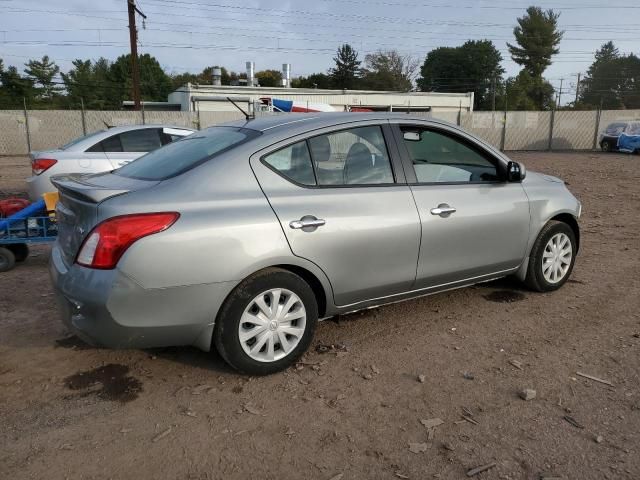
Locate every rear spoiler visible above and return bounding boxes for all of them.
[51,174,130,204]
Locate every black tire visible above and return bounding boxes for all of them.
[0,247,16,272]
[524,220,577,292]
[7,243,29,262]
[601,140,611,152]
[213,268,318,375]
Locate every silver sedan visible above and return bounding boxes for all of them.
[27,124,194,201]
[49,113,581,375]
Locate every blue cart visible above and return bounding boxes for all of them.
[0,199,57,272]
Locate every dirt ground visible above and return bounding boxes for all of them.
[1,152,639,480]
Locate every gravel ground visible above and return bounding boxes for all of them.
[1,151,639,480]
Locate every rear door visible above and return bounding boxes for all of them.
[251,123,421,307]
[392,122,530,289]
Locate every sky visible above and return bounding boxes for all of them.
[1,0,638,103]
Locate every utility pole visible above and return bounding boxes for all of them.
[127,0,146,110]
[574,72,581,104]
[556,78,564,108]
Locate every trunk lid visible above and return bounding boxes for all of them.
[51,172,159,265]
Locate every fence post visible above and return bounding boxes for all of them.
[592,103,602,150]
[548,108,556,151]
[141,101,146,125]
[80,98,87,135]
[22,97,32,153]
[500,110,507,152]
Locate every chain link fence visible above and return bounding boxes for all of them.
[1,108,639,155]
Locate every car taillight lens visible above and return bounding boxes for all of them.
[32,158,57,175]
[76,212,179,269]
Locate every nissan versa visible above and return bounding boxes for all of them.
[50,113,581,375]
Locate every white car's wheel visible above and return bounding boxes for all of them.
[525,221,577,292]
[214,268,317,375]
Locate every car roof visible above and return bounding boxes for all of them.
[225,112,440,133]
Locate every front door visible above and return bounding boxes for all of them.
[394,124,530,289]
[252,124,421,307]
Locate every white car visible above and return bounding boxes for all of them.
[27,124,194,201]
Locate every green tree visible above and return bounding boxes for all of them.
[171,65,231,89]
[360,50,417,91]
[109,53,173,107]
[507,7,563,78]
[61,58,116,109]
[291,72,332,89]
[578,42,640,109]
[418,40,504,110]
[330,44,361,89]
[24,55,60,100]
[505,71,555,110]
[0,63,35,107]
[255,69,283,87]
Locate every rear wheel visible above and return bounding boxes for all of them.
[213,268,318,375]
[0,247,16,272]
[525,221,576,292]
[601,140,611,152]
[7,243,29,262]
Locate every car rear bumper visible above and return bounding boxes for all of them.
[49,243,237,351]
[26,175,52,203]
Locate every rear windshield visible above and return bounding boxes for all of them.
[61,130,106,150]
[114,127,259,180]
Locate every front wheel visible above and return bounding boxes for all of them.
[524,221,577,292]
[601,140,611,152]
[213,268,318,375]
[0,247,16,272]
[7,243,29,262]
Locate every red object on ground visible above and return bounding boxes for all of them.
[0,198,31,218]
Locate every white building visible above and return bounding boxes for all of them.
[166,84,474,113]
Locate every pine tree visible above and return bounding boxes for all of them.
[24,55,60,99]
[330,44,361,90]
[507,7,563,77]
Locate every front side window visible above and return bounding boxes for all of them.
[263,141,316,186]
[627,123,640,135]
[119,129,163,152]
[308,126,394,185]
[115,127,258,180]
[401,127,499,183]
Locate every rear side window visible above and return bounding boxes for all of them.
[263,141,316,186]
[86,134,122,153]
[115,127,258,180]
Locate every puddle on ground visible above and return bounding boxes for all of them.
[55,335,93,350]
[64,364,142,403]
[483,290,525,303]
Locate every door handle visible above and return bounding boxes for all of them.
[289,216,326,230]
[430,204,457,217]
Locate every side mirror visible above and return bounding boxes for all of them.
[507,161,526,182]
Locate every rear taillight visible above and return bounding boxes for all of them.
[32,158,57,175]
[76,212,179,269]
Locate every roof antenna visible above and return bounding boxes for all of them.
[227,97,254,121]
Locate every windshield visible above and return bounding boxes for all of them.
[61,130,106,150]
[605,123,627,135]
[114,126,259,180]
